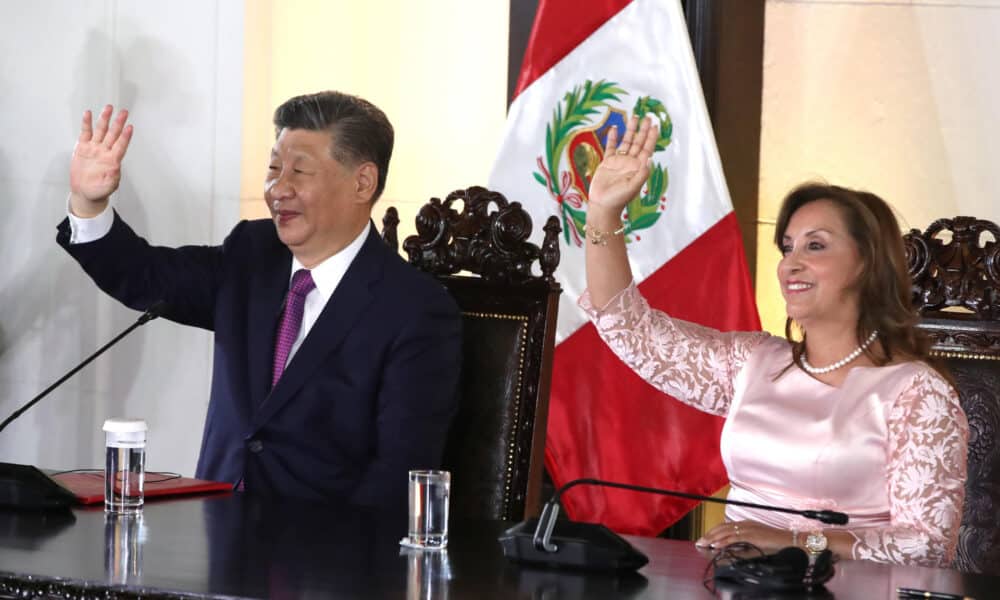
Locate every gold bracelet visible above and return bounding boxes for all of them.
[584,222,626,246]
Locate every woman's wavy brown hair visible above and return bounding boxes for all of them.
[773,183,945,377]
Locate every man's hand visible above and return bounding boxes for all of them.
[69,105,133,218]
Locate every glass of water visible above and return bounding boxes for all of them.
[103,418,147,514]
[406,470,450,549]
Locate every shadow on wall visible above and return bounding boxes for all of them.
[0,23,203,466]
[0,28,128,464]
[105,23,208,429]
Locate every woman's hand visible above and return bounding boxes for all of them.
[582,112,659,307]
[587,113,658,216]
[69,104,133,217]
[696,520,795,554]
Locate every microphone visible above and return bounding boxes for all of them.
[0,301,167,434]
[0,301,167,510]
[498,477,850,571]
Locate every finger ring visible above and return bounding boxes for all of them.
[616,149,628,155]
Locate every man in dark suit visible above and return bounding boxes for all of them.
[58,92,462,509]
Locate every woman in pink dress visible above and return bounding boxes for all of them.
[581,115,968,567]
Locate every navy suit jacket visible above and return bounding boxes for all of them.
[58,213,461,509]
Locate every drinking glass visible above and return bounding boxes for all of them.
[103,418,147,514]
[405,470,450,549]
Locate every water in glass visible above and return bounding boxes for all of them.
[408,470,450,548]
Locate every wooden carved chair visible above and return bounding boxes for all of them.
[382,186,562,521]
[904,216,1000,574]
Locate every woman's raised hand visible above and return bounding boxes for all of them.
[582,113,657,306]
[587,113,658,216]
[69,105,133,217]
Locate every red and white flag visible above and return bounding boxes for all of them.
[489,0,760,535]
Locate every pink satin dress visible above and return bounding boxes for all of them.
[580,283,968,567]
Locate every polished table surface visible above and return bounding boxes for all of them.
[0,493,995,599]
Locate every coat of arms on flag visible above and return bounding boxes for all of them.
[534,80,673,246]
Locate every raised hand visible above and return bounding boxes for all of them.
[69,105,133,217]
[582,114,658,308]
[587,113,658,216]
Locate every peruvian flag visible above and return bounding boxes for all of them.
[489,0,761,535]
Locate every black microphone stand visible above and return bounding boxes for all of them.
[499,477,850,572]
[533,478,848,553]
[0,301,167,434]
[0,301,167,510]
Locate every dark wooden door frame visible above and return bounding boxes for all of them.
[684,0,764,282]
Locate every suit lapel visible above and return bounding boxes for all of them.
[248,235,293,411]
[253,223,387,428]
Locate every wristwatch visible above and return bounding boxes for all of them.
[805,530,828,555]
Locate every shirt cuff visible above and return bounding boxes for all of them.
[66,198,113,244]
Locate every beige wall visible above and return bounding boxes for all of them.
[758,0,1000,335]
[241,0,510,244]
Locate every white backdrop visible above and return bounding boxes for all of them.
[0,1,243,475]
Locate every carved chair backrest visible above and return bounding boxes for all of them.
[904,216,1000,574]
[381,186,562,521]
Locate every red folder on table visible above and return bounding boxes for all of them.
[51,471,232,505]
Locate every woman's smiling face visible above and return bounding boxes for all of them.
[777,199,863,330]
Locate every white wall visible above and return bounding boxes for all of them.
[757,0,1000,334]
[0,1,243,475]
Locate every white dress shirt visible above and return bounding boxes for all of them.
[67,201,371,367]
[283,226,369,365]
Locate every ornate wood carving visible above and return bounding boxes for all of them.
[907,216,1000,574]
[905,216,1000,320]
[946,360,1000,574]
[399,186,560,286]
[380,186,562,520]
[917,318,1000,359]
[380,206,400,254]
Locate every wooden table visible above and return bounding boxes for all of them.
[0,493,994,598]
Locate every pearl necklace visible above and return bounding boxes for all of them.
[801,330,879,375]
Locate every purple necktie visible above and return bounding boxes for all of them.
[271,269,316,388]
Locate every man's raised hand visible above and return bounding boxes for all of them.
[69,105,133,218]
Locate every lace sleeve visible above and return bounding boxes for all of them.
[850,369,968,567]
[579,283,770,416]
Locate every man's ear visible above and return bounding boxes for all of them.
[354,162,378,204]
